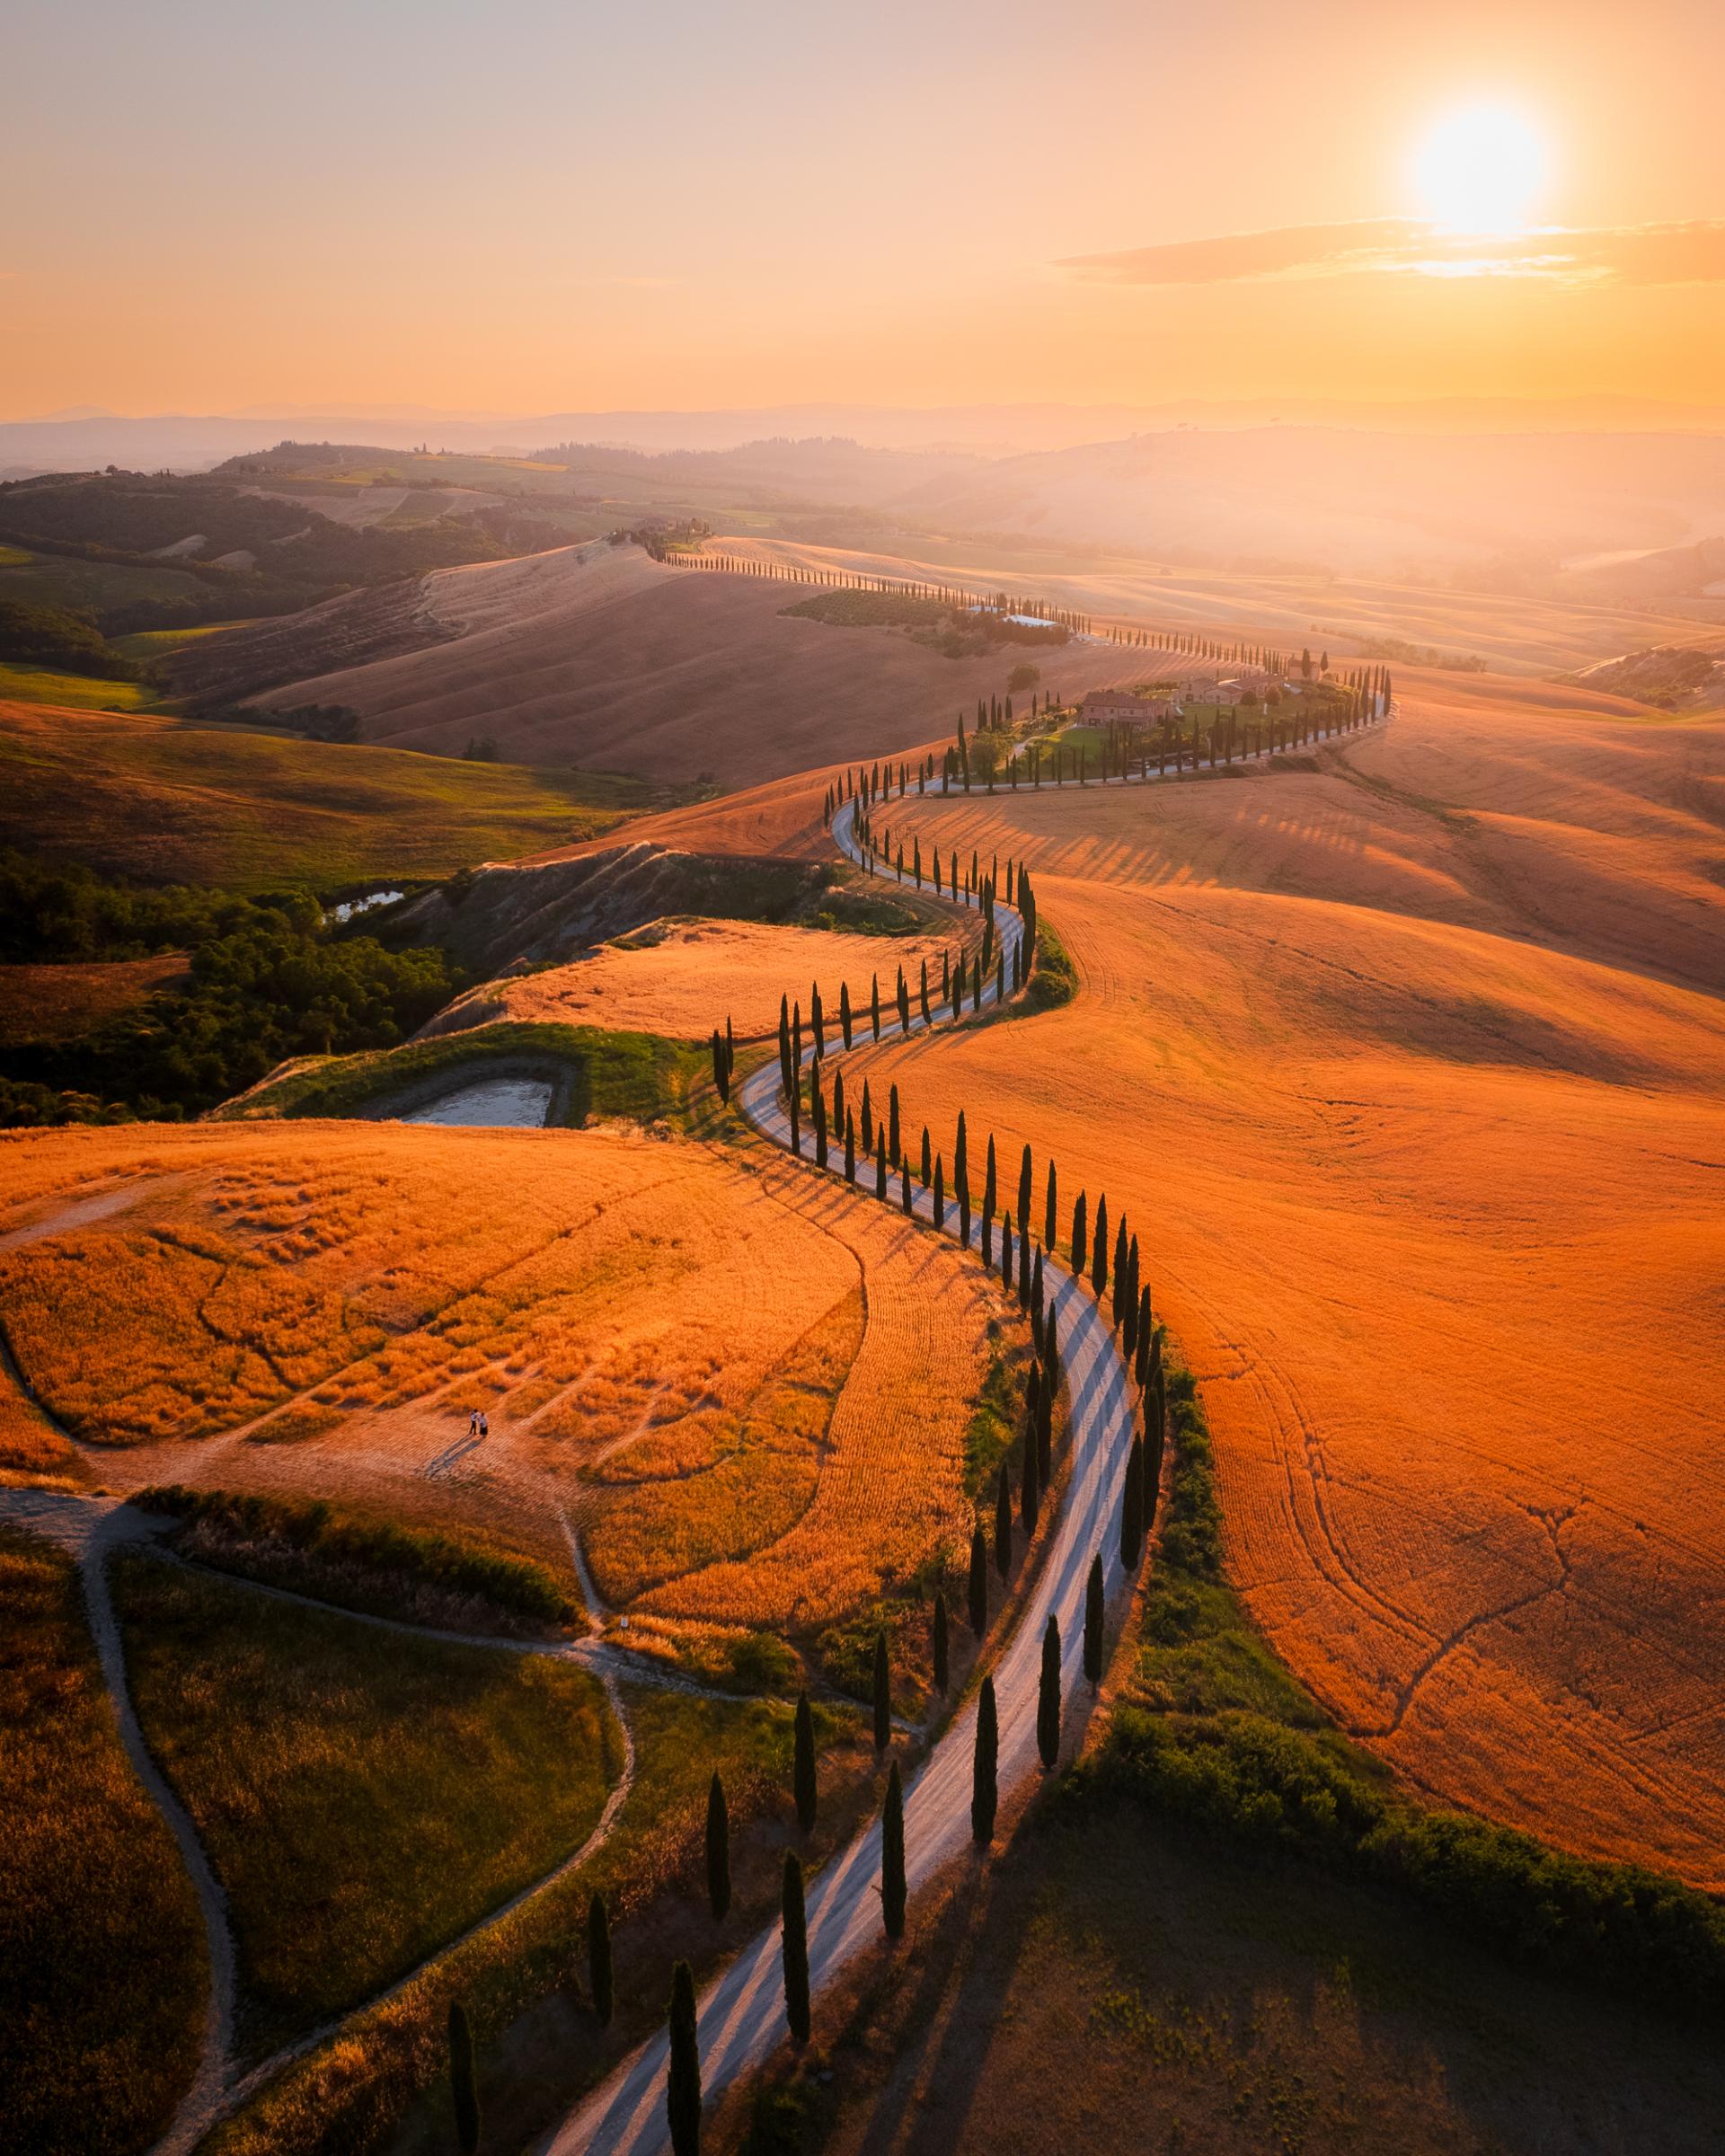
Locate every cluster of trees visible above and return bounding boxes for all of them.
[0,854,461,1125]
[668,548,1092,634]
[0,596,141,682]
[708,1018,736,1104]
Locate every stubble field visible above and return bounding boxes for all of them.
[0,1117,1003,1642]
[420,915,972,1046]
[795,674,1725,1884]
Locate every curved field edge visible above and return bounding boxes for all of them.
[108,1548,624,2054]
[0,1525,207,2156]
[196,1688,876,2156]
[1087,1350,1725,2013]
[213,1021,705,1127]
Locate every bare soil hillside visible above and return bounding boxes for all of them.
[181,542,1145,784]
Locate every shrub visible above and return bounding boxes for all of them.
[134,1484,575,1629]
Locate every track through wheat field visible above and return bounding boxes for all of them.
[547,796,1153,2156]
[816,677,1725,1885]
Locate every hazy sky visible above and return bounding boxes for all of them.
[7,0,1724,417]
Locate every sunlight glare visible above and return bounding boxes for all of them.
[1412,102,1548,235]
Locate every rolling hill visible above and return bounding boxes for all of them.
[172,541,1148,786]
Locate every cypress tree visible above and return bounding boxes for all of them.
[782,1852,811,2046]
[588,1890,614,2024]
[1084,1553,1105,1690]
[839,979,854,1051]
[667,1960,701,2156]
[1092,1195,1110,1299]
[1000,1214,1013,1294]
[860,1078,873,1153]
[874,1130,888,1200]
[900,1158,914,1215]
[1071,1190,1088,1275]
[811,983,825,1057]
[921,1126,932,1187]
[778,994,792,1099]
[813,1080,827,1170]
[1135,1288,1153,1385]
[984,1134,998,1227]
[1017,1144,1032,1233]
[710,1027,729,1104]
[889,1084,901,1166]
[872,1628,891,1751]
[1037,1614,1061,1770]
[881,1758,907,1940]
[920,959,931,1027]
[972,1675,999,1845]
[994,1462,1013,1578]
[871,974,880,1041]
[1037,1371,1052,1482]
[705,1772,731,1922]
[1021,1420,1039,1535]
[1121,1242,1140,1359]
[968,1522,988,1631]
[793,1690,818,1833]
[933,1154,944,1225]
[1045,1160,1058,1247]
[449,2001,480,2156]
[845,1112,856,1183]
[897,968,911,1034]
[1120,1436,1146,1570]
[1111,1218,1128,1325]
[1017,1226,1031,1307]
[957,1526,983,1639]
[1031,1244,1045,1330]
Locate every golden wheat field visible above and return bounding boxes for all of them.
[0,1119,1000,1633]
[420,915,970,1047]
[823,674,1725,1885]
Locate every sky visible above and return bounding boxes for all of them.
[6,0,1725,420]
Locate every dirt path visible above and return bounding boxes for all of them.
[544,796,1148,2155]
[73,1500,241,2156]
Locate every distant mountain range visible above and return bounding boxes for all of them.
[4,394,1724,482]
[4,407,1723,592]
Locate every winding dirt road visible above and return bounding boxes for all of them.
[546,798,1146,2156]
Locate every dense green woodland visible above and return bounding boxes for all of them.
[0,597,141,682]
[0,851,459,1126]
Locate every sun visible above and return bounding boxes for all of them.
[1412,102,1548,234]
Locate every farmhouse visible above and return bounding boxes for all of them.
[1079,688,1169,726]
